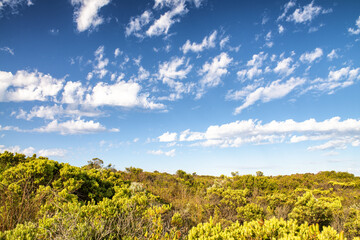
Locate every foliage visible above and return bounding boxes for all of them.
[2,151,360,239]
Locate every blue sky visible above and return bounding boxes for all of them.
[0,0,360,176]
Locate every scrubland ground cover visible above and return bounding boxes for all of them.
[1,151,360,239]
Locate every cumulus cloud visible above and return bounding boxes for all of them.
[71,0,111,32]
[34,119,112,135]
[308,67,360,94]
[158,131,177,142]
[88,45,109,80]
[62,81,86,104]
[233,77,305,115]
[274,57,296,76]
[197,52,232,99]
[84,81,164,109]
[286,1,326,23]
[0,145,35,155]
[236,52,268,81]
[60,78,163,110]
[0,70,64,102]
[125,10,153,37]
[148,149,175,157]
[181,30,217,54]
[159,117,360,152]
[300,48,323,63]
[38,148,67,157]
[0,145,67,157]
[146,0,187,37]
[15,104,102,120]
[158,57,193,100]
[348,16,360,35]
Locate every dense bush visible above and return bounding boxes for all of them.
[2,151,360,239]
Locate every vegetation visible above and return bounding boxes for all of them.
[1,151,360,239]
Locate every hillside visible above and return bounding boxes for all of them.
[1,151,360,239]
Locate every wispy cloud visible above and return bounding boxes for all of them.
[0,47,14,55]
[181,30,217,54]
[233,77,305,115]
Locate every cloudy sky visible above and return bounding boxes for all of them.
[0,0,359,176]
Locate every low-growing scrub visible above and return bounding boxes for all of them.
[1,151,360,239]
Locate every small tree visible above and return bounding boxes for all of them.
[87,158,104,169]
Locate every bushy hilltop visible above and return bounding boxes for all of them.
[1,152,360,239]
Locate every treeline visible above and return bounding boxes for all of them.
[1,151,360,239]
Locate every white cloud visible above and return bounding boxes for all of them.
[158,131,177,142]
[220,36,229,49]
[0,47,14,55]
[308,67,360,93]
[234,77,305,115]
[348,16,360,35]
[237,67,262,81]
[197,52,232,98]
[0,124,21,132]
[274,57,296,76]
[0,0,33,13]
[0,145,67,157]
[158,57,193,100]
[89,45,109,79]
[308,139,348,151]
[38,148,67,157]
[84,81,164,109]
[278,24,284,34]
[148,149,175,157]
[62,81,86,104]
[146,0,188,37]
[277,0,296,21]
[181,30,217,54]
[126,0,203,38]
[16,104,102,120]
[300,48,323,63]
[0,70,64,102]
[61,79,164,110]
[154,0,203,9]
[0,145,35,155]
[34,119,108,135]
[114,48,122,57]
[247,52,268,68]
[327,49,338,61]
[131,66,150,82]
[159,57,192,81]
[236,52,268,82]
[226,83,260,101]
[287,1,322,23]
[71,0,111,32]
[125,10,152,37]
[162,117,360,151]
